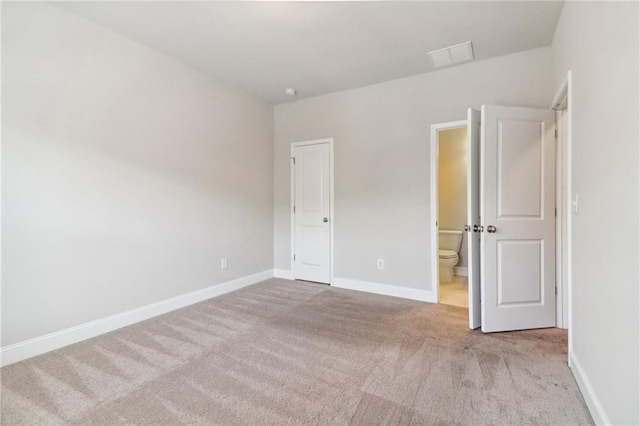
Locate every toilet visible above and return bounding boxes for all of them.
[439,230,463,283]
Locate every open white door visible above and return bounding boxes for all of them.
[467,108,481,329]
[480,105,556,332]
[293,142,331,284]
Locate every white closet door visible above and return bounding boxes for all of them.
[293,143,331,284]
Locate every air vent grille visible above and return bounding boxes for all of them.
[428,41,474,69]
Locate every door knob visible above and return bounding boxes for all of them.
[323,217,329,223]
[464,225,471,232]
[487,225,497,233]
[473,225,483,232]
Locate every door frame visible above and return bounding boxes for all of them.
[290,138,335,284]
[429,120,467,303]
[550,71,573,334]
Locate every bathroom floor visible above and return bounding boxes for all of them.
[440,275,468,308]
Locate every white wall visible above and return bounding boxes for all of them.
[2,3,274,347]
[438,127,468,268]
[274,47,553,292]
[551,2,639,424]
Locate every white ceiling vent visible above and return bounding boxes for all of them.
[428,41,474,69]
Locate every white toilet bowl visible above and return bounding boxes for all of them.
[438,250,459,283]
[438,230,463,283]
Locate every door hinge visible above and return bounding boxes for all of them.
[293,254,296,261]
[291,157,295,165]
[554,129,558,139]
[555,286,558,295]
[293,205,296,213]
[555,207,557,217]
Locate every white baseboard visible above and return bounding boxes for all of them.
[569,352,610,425]
[0,269,273,367]
[454,267,468,277]
[273,268,293,280]
[332,277,435,303]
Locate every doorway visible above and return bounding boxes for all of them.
[435,126,469,308]
[431,103,567,332]
[430,120,470,310]
[290,138,334,284]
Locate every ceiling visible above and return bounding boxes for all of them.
[58,1,564,104]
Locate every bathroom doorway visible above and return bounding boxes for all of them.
[437,126,469,308]
[431,100,570,333]
[430,121,469,309]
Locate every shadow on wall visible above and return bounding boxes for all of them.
[2,2,275,347]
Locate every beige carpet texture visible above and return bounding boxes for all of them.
[1,278,593,425]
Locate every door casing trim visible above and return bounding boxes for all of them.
[550,71,573,342]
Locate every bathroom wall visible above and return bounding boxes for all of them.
[438,127,468,269]
[2,2,274,347]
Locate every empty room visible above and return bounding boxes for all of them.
[1,1,638,425]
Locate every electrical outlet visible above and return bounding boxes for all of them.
[377,259,384,270]
[221,258,228,270]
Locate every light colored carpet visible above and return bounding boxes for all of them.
[1,278,592,425]
[440,276,469,308]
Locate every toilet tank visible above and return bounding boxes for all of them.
[439,230,463,252]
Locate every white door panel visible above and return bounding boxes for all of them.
[294,143,331,284]
[467,108,481,330]
[481,105,555,332]
[497,240,542,304]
